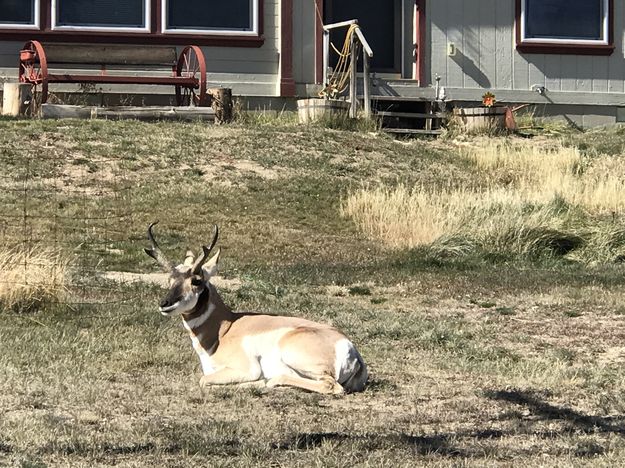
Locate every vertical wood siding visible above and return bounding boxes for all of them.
[428,0,625,95]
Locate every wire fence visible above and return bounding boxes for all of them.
[0,144,143,309]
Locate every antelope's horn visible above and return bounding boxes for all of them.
[144,221,173,272]
[192,225,219,274]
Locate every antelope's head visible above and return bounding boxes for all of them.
[144,222,220,316]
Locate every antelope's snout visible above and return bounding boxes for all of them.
[158,278,198,316]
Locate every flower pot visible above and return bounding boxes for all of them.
[297,98,350,124]
[453,106,507,131]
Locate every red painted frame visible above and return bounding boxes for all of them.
[515,0,614,55]
[0,0,265,48]
[315,0,323,84]
[415,0,426,85]
[280,0,295,96]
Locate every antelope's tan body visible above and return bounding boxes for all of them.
[145,223,368,394]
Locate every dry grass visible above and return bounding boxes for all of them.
[0,246,71,311]
[343,141,625,255]
[464,141,625,213]
[2,120,625,466]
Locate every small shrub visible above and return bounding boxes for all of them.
[348,285,371,296]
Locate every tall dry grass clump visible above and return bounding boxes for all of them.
[463,141,625,214]
[0,246,71,311]
[340,185,472,248]
[342,140,625,260]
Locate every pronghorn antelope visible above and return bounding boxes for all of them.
[144,222,368,394]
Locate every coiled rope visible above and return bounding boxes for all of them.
[320,24,359,99]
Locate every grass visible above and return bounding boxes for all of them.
[2,118,625,466]
[0,246,71,312]
[342,140,625,263]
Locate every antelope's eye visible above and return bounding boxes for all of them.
[190,277,203,287]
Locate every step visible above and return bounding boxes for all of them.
[376,111,447,119]
[383,128,443,136]
[370,95,435,102]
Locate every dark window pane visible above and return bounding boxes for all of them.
[0,0,35,25]
[167,0,252,31]
[57,0,145,28]
[326,0,399,72]
[525,0,603,40]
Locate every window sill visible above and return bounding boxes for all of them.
[517,41,614,56]
[0,29,265,47]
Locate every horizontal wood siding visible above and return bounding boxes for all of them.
[0,0,280,96]
[428,0,625,99]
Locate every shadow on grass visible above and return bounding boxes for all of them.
[272,388,625,459]
[40,442,157,456]
[272,431,471,457]
[485,388,625,435]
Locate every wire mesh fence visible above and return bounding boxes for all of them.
[0,143,140,309]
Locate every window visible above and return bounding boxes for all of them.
[517,0,613,54]
[163,0,258,35]
[0,0,263,46]
[0,0,39,29]
[51,0,149,32]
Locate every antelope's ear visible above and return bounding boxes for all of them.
[183,250,195,267]
[201,248,220,279]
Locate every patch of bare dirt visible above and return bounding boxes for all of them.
[199,158,285,184]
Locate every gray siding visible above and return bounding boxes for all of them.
[292,0,316,86]
[428,0,625,103]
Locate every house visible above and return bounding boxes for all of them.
[0,1,622,127]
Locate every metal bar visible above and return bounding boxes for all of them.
[349,35,357,118]
[363,50,371,119]
[323,19,358,31]
[46,74,198,86]
[376,111,447,119]
[354,27,373,57]
[323,30,329,92]
[384,128,443,135]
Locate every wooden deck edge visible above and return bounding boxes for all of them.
[41,104,215,121]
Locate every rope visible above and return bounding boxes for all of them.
[320,24,360,99]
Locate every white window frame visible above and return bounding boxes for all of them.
[520,0,609,46]
[51,0,150,33]
[162,0,259,36]
[0,0,40,30]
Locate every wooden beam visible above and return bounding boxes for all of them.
[280,0,296,96]
[42,104,215,121]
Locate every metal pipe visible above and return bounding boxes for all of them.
[323,30,329,95]
[354,27,373,57]
[323,19,358,31]
[363,50,371,118]
[349,34,357,118]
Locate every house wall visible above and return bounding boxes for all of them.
[0,0,281,98]
[292,0,317,91]
[427,0,625,111]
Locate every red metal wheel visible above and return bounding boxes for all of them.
[175,45,208,106]
[18,40,48,106]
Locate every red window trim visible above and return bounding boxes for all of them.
[515,0,614,56]
[0,0,265,48]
